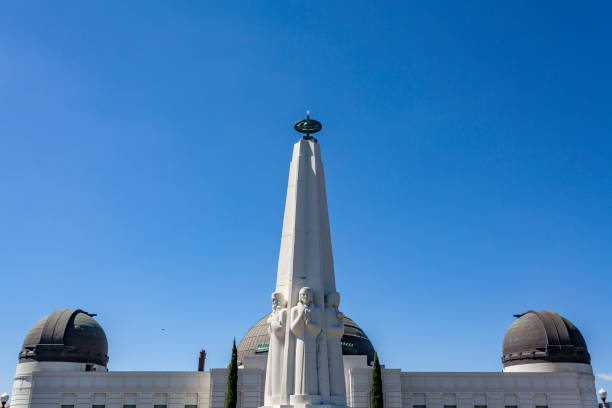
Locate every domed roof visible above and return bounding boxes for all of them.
[502,310,590,367]
[19,309,109,367]
[238,313,375,365]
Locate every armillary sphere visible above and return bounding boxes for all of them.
[294,110,322,141]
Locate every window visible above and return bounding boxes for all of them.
[504,392,518,408]
[534,393,548,408]
[62,393,76,408]
[184,393,198,407]
[123,391,137,408]
[93,393,106,407]
[154,392,167,408]
[473,394,487,408]
[413,392,426,408]
[443,393,456,408]
[255,342,269,353]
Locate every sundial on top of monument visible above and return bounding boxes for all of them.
[294,110,322,142]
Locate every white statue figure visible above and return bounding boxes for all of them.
[265,292,287,404]
[325,292,346,401]
[290,287,321,397]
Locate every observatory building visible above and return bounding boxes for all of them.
[9,117,598,408]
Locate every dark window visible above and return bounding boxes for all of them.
[154,405,167,408]
[475,405,487,408]
[414,405,427,408]
[93,405,105,408]
[185,405,197,408]
[444,405,457,408]
[124,405,136,408]
[62,405,74,408]
[505,406,518,408]
[536,406,548,408]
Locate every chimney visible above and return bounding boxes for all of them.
[198,350,206,372]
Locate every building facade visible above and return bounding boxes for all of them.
[9,135,599,408]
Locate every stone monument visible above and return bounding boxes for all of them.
[262,114,346,408]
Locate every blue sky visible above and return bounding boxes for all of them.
[1,0,611,398]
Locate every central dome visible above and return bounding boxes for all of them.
[238,314,375,365]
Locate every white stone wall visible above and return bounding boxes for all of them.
[208,369,264,408]
[347,370,597,408]
[11,365,596,408]
[10,369,264,408]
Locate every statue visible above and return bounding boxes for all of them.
[265,292,287,405]
[290,287,321,396]
[325,292,346,402]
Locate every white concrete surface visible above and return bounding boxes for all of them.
[503,363,593,374]
[264,138,346,408]
[10,360,597,408]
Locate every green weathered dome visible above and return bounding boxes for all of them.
[19,309,109,367]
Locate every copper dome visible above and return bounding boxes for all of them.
[502,310,590,367]
[19,309,109,367]
[238,313,375,365]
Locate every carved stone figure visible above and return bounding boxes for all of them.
[265,292,287,404]
[325,292,346,401]
[290,287,321,397]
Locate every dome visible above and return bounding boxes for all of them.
[502,310,590,367]
[238,313,375,365]
[19,309,109,367]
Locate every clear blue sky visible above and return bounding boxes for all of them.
[1,0,611,398]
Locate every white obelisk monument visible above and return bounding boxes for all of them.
[263,114,346,408]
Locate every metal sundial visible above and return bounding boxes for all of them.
[294,110,322,142]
